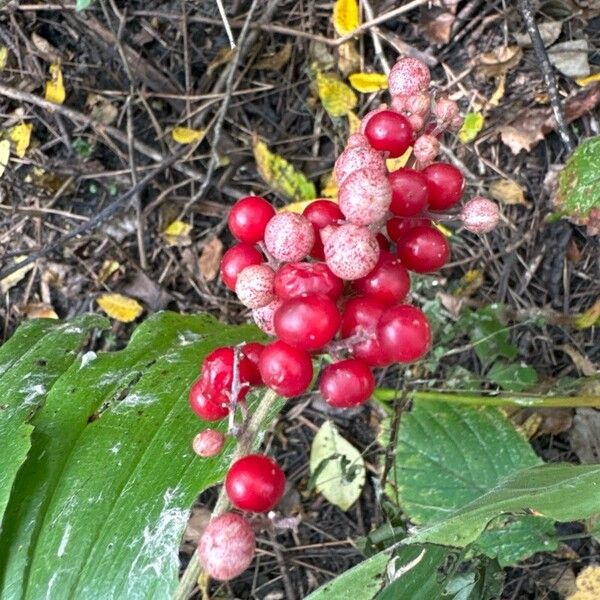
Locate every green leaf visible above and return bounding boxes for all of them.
[309,420,365,511]
[468,306,517,366]
[0,315,108,527]
[442,557,504,600]
[0,312,282,600]
[458,112,485,144]
[76,0,94,10]
[555,135,600,232]
[486,360,538,392]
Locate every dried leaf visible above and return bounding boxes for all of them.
[508,408,573,439]
[346,110,361,135]
[576,72,600,87]
[86,94,118,125]
[120,271,173,312]
[0,139,9,178]
[198,236,223,281]
[489,179,528,205]
[386,148,412,172]
[0,256,34,293]
[252,137,316,201]
[162,220,193,246]
[316,70,357,118]
[45,62,66,105]
[31,32,61,62]
[571,409,600,465]
[253,43,292,71]
[453,269,484,298]
[477,45,522,78]
[574,299,600,329]
[337,41,361,77]
[0,47,8,71]
[207,47,236,75]
[548,39,590,78]
[9,122,33,158]
[21,303,59,320]
[96,293,143,323]
[566,565,600,600]
[332,0,360,36]
[420,2,457,45]
[349,72,388,93]
[488,75,506,107]
[171,127,206,145]
[513,21,562,48]
[458,112,484,143]
[559,345,598,376]
[98,260,121,284]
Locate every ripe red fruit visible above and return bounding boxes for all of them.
[241,342,264,385]
[274,293,341,351]
[303,200,344,260]
[198,512,255,581]
[397,225,450,273]
[364,110,414,158]
[388,168,429,217]
[258,340,313,397]
[220,243,263,290]
[376,233,390,251]
[386,217,431,243]
[235,264,275,308]
[274,262,343,301]
[422,163,465,210]
[264,212,315,262]
[199,346,255,404]
[228,196,275,244]
[377,304,431,363]
[189,378,230,421]
[340,297,389,367]
[225,454,286,512]
[193,429,225,457]
[323,223,380,280]
[319,359,375,408]
[354,252,410,305]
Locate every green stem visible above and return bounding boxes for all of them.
[374,389,600,408]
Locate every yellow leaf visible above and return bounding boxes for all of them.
[386,148,412,172]
[45,62,66,105]
[346,110,361,135]
[171,127,206,144]
[316,70,357,118]
[252,137,317,200]
[453,269,484,298]
[9,122,33,158]
[349,72,388,93]
[162,220,193,246]
[320,172,338,198]
[0,256,34,293]
[97,293,143,323]
[567,565,600,600]
[0,47,8,71]
[458,112,484,144]
[279,199,315,214]
[575,72,600,87]
[488,74,506,107]
[574,299,600,329]
[489,178,528,206]
[0,139,9,178]
[332,0,360,36]
[433,222,453,237]
[98,260,121,283]
[21,303,59,320]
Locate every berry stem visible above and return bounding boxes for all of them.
[326,331,375,355]
[227,345,248,436]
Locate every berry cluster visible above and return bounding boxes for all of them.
[191,57,500,582]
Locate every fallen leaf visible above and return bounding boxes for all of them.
[316,70,357,118]
[574,298,600,329]
[420,1,458,45]
[181,506,212,551]
[9,122,33,158]
[31,32,61,62]
[253,43,292,71]
[320,171,338,198]
[279,199,319,214]
[45,62,66,105]
[0,256,34,293]
[96,293,143,323]
[346,110,361,135]
[171,127,206,145]
[349,72,388,93]
[458,112,484,143]
[477,45,522,78]
[120,271,173,311]
[252,137,316,200]
[559,345,598,376]
[576,72,600,87]
[567,239,583,263]
[571,409,600,465]
[513,21,562,48]
[508,407,573,439]
[0,46,8,70]
[0,139,9,178]
[488,75,506,107]
[27,167,69,193]
[97,260,121,283]
[385,148,412,172]
[453,269,484,298]
[20,303,59,320]
[534,564,577,599]
[86,93,118,125]
[489,178,528,205]
[207,47,236,75]
[548,39,590,78]
[337,41,361,77]
[162,220,193,246]
[198,236,223,281]
[332,0,360,36]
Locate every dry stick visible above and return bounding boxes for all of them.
[516,0,576,154]
[360,0,391,75]
[173,388,281,600]
[215,0,236,49]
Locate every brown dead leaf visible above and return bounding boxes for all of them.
[31,32,61,62]
[86,94,118,125]
[181,506,212,552]
[571,409,600,464]
[513,21,562,48]
[420,1,458,45]
[120,271,173,312]
[337,41,361,77]
[508,407,573,439]
[559,345,598,377]
[438,292,466,318]
[477,45,522,79]
[533,564,577,599]
[253,43,292,71]
[489,178,528,205]
[207,47,236,75]
[198,236,223,281]
[567,239,584,263]
[20,302,59,320]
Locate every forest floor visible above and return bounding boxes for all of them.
[1,1,599,599]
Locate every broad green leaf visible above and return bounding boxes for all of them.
[310,420,365,511]
[486,360,538,392]
[458,112,484,144]
[555,135,600,233]
[468,306,517,366]
[0,315,108,527]
[0,312,283,600]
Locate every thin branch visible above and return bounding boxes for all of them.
[360,0,390,75]
[215,0,236,48]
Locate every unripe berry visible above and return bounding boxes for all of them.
[354,251,410,305]
[303,200,344,260]
[228,196,275,244]
[323,224,380,280]
[220,243,263,290]
[225,454,286,513]
[388,168,429,217]
[422,163,465,210]
[388,57,430,96]
[434,98,460,128]
[235,264,275,308]
[258,340,313,397]
[377,304,431,363]
[274,262,344,301]
[334,143,386,186]
[364,110,414,158]
[193,429,225,457]
[252,299,283,335]
[413,134,440,166]
[198,513,255,581]
[460,197,500,233]
[406,113,425,133]
[397,225,450,273]
[319,359,375,408]
[339,169,392,225]
[264,213,315,263]
[392,92,431,116]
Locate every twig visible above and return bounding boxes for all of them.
[516,0,576,153]
[360,0,390,75]
[215,0,236,49]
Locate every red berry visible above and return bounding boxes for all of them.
[189,378,229,421]
[252,299,283,335]
[220,243,263,290]
[323,223,380,281]
[364,110,414,158]
[235,264,275,308]
[354,252,410,305]
[258,340,313,397]
[193,429,225,457]
[388,57,431,96]
[397,225,450,273]
[377,304,431,363]
[376,233,390,251]
[264,212,315,262]
[198,513,255,581]
[274,262,344,301]
[225,454,286,513]
[228,196,275,244]
[241,342,264,385]
[386,217,431,243]
[339,168,392,225]
[303,200,344,260]
[274,293,341,351]
[422,163,464,210]
[319,359,375,408]
[388,168,429,217]
[198,346,255,404]
[340,297,389,366]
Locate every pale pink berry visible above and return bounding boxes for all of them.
[413,134,440,166]
[434,98,460,128]
[264,213,314,262]
[393,92,431,116]
[347,133,370,149]
[235,264,275,308]
[193,429,225,457]
[252,298,283,335]
[359,105,387,135]
[339,169,392,225]
[406,113,425,133]
[324,223,380,280]
[449,114,464,131]
[460,197,500,233]
[388,58,430,96]
[198,512,256,581]
[334,144,386,186]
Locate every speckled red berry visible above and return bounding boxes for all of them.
[264,212,315,262]
[235,264,275,308]
[193,429,225,457]
[323,224,380,281]
[388,57,431,96]
[339,168,392,225]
